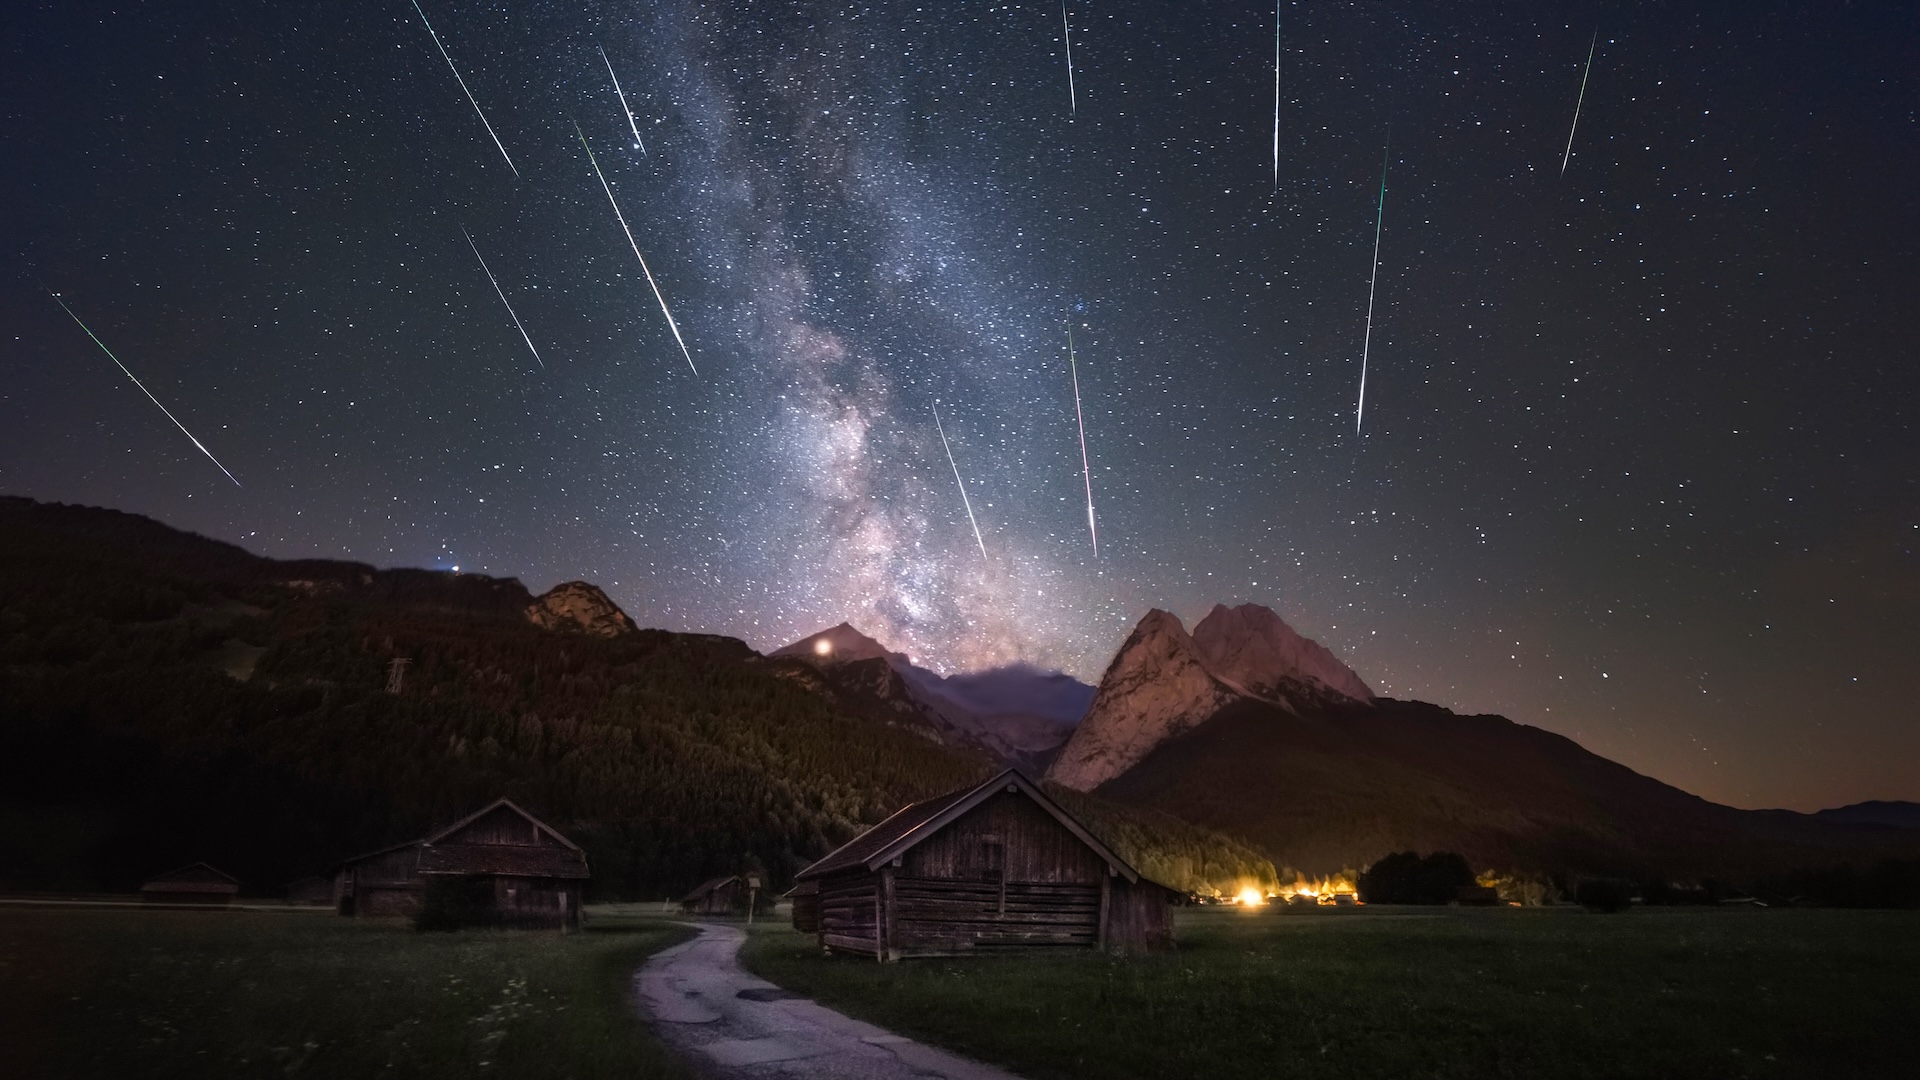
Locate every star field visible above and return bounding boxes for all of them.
[3,1,1915,811]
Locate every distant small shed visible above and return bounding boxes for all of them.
[417,798,590,929]
[794,768,1177,960]
[681,875,743,915]
[140,863,239,905]
[786,880,820,933]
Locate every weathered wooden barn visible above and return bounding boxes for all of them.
[416,798,590,929]
[786,880,820,933]
[140,863,239,905]
[680,875,743,915]
[794,769,1177,959]
[331,798,589,926]
[332,839,426,917]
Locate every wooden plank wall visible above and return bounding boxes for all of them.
[900,790,1107,884]
[446,807,550,847]
[817,873,881,956]
[894,878,1101,951]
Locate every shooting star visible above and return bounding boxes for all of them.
[411,0,517,178]
[598,45,647,156]
[933,402,988,561]
[461,227,542,369]
[1271,2,1282,190]
[49,292,241,487]
[573,121,697,376]
[1561,31,1597,176]
[1355,138,1389,436]
[1066,322,1098,557]
[1061,1,1077,116]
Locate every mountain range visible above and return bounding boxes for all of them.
[1,495,1913,897]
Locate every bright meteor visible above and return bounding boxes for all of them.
[461,227,542,370]
[1561,31,1598,176]
[1061,1,1077,116]
[50,293,241,487]
[598,45,648,156]
[933,402,988,562]
[573,121,697,376]
[410,0,517,178]
[1356,137,1389,436]
[1067,322,1097,558]
[1271,2,1282,191]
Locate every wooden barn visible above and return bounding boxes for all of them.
[680,875,743,915]
[416,798,590,929]
[332,838,426,917]
[331,798,589,926]
[793,769,1177,960]
[140,863,239,905]
[786,880,820,933]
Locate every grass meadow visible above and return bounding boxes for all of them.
[0,905,695,1080]
[742,905,1920,1079]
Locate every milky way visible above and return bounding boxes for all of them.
[5,2,1916,811]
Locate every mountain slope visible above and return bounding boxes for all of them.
[1062,607,1920,878]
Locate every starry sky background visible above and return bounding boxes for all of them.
[3,1,1915,811]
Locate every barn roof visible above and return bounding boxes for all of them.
[140,862,240,893]
[681,875,740,902]
[423,797,584,851]
[795,769,1140,883]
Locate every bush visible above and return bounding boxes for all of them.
[1576,879,1634,913]
[1357,851,1477,904]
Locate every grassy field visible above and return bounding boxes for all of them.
[742,905,1920,1079]
[0,905,695,1080]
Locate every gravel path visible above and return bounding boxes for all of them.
[636,923,1026,1080]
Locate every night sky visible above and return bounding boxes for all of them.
[4,2,1915,812]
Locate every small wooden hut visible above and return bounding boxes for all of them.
[794,768,1176,960]
[416,798,590,929]
[680,875,742,915]
[140,863,239,905]
[786,880,820,933]
[332,839,426,917]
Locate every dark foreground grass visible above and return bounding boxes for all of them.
[743,906,1920,1079]
[0,906,696,1080]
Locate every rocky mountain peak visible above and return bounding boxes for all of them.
[1191,603,1373,704]
[525,581,637,638]
[1046,609,1242,792]
[772,622,898,666]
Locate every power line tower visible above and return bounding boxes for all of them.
[386,657,411,695]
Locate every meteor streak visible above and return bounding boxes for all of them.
[933,402,988,561]
[1355,138,1389,436]
[1061,1,1077,116]
[1561,31,1597,176]
[598,45,647,156]
[1066,323,1097,557]
[461,227,542,369]
[573,121,697,376]
[49,293,241,487]
[1272,2,1282,190]
[410,0,517,178]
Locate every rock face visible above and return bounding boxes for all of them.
[525,581,637,638]
[1191,603,1374,705]
[1047,604,1371,792]
[1045,610,1245,792]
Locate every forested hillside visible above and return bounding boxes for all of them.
[0,498,1273,899]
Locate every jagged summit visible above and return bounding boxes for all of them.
[772,622,899,665]
[1047,604,1371,792]
[525,581,636,638]
[1191,603,1373,704]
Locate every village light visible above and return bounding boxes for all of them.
[814,638,832,656]
[1236,886,1265,907]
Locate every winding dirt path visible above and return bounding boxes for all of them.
[636,923,1026,1080]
